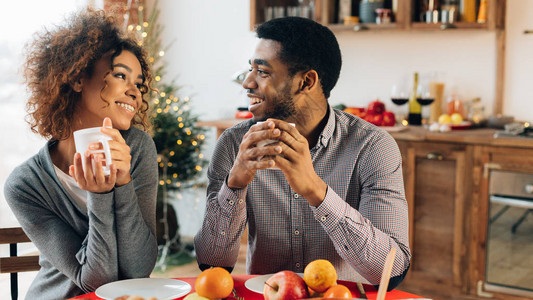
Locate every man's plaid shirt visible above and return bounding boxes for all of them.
[194,107,411,285]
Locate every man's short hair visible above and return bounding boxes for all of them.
[256,17,342,99]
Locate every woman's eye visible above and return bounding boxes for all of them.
[114,73,126,79]
[137,84,147,94]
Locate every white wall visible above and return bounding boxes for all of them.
[159,0,503,124]
[504,0,533,122]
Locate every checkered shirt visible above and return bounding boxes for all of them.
[194,106,411,285]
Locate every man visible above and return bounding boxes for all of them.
[194,17,410,289]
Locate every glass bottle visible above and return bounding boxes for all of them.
[408,72,422,125]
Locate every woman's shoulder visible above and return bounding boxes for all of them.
[122,127,156,149]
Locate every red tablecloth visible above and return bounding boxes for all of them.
[71,275,424,300]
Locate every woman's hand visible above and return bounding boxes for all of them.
[98,118,132,187]
[69,118,132,193]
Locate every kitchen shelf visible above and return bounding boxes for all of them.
[250,0,505,32]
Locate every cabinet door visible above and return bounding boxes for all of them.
[401,142,469,297]
[470,146,533,299]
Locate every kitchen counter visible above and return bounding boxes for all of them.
[197,118,533,149]
[390,126,533,149]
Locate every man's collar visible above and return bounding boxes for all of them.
[316,105,335,148]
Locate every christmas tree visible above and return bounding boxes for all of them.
[115,0,208,268]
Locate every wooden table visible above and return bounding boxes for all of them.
[70,275,426,299]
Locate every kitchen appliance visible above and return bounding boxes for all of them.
[493,122,533,138]
[484,170,533,297]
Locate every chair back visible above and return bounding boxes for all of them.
[0,227,40,300]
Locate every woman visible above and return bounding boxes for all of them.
[4,9,158,299]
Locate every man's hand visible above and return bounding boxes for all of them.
[268,120,328,207]
[227,121,284,189]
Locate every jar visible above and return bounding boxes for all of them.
[447,94,464,117]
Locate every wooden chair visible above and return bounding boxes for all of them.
[0,227,40,300]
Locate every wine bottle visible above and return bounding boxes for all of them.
[408,72,422,125]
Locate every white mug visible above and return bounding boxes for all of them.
[73,127,113,176]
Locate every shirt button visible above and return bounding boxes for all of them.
[320,216,327,221]
[295,262,300,268]
[228,200,235,205]
[238,199,244,204]
[221,231,226,235]
[294,230,300,235]
[294,193,299,198]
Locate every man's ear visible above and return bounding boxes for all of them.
[72,77,84,93]
[299,70,318,92]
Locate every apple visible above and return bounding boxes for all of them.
[382,111,396,126]
[367,100,386,115]
[263,271,309,300]
[364,113,383,126]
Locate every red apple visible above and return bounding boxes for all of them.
[382,111,396,126]
[367,100,386,115]
[364,113,383,126]
[263,271,309,300]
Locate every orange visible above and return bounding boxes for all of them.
[194,267,234,299]
[303,259,337,293]
[323,284,352,298]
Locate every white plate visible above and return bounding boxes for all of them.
[95,278,191,300]
[244,273,304,294]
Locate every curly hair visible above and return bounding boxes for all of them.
[256,17,342,99]
[24,9,153,140]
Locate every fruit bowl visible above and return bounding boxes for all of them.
[450,121,472,130]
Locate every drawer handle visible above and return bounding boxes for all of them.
[526,184,533,194]
[426,152,443,160]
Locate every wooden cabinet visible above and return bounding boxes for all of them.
[397,140,472,299]
[391,131,533,300]
[467,146,533,300]
[250,0,505,31]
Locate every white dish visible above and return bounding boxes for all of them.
[95,278,191,300]
[244,273,304,294]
